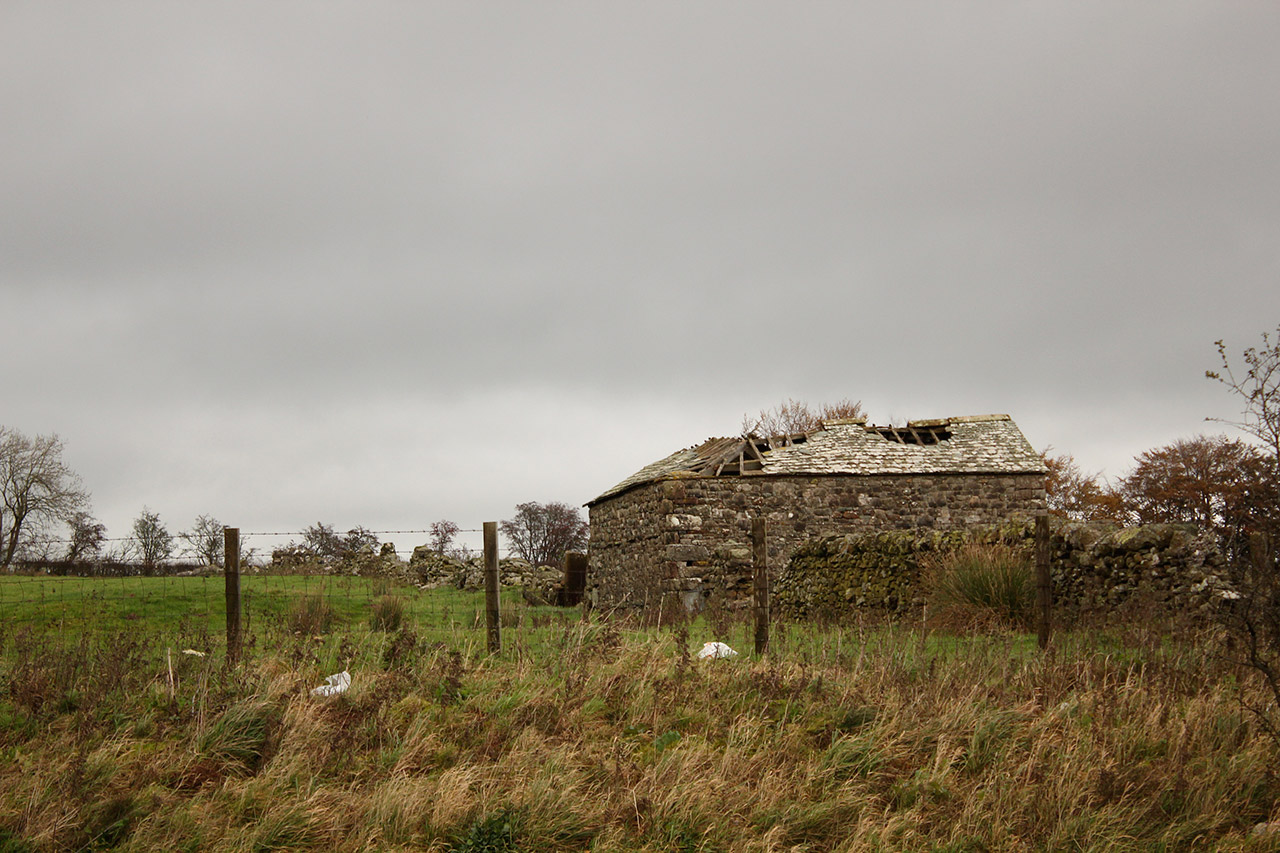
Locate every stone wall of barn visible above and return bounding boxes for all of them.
[587,471,1046,607]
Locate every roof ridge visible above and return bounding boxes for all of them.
[588,412,1041,506]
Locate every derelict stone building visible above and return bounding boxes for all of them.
[586,414,1047,607]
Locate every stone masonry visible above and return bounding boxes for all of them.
[587,414,1047,607]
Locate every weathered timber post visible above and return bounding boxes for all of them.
[753,517,769,655]
[563,551,588,606]
[224,527,241,663]
[1035,514,1051,650]
[484,521,501,654]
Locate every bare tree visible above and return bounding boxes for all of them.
[180,514,225,567]
[1208,323,1280,476]
[429,519,460,554]
[298,522,379,559]
[301,522,344,558]
[742,398,865,438]
[13,519,61,562]
[66,510,107,562]
[1208,326,1280,748]
[500,501,589,567]
[1,427,88,566]
[130,507,174,572]
[344,525,380,555]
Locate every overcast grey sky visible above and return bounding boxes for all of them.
[4,3,1278,557]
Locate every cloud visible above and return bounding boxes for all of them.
[2,2,1278,550]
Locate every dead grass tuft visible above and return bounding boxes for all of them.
[287,593,336,635]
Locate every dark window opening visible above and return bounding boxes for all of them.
[874,425,952,445]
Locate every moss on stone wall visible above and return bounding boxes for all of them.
[774,521,1232,622]
[589,472,1046,606]
[775,525,1031,617]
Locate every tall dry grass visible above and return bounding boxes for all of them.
[0,615,1277,851]
[922,542,1035,631]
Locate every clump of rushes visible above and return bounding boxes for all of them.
[923,542,1034,630]
[287,593,335,635]
[197,699,276,774]
[370,594,405,632]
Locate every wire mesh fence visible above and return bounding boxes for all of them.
[0,568,584,661]
[2,523,529,641]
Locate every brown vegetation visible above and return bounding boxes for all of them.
[1043,436,1278,536]
[741,397,865,438]
[1,612,1277,851]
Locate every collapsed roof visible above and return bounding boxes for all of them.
[588,414,1046,506]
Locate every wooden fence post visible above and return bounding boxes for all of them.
[224,527,241,663]
[1035,514,1051,650]
[484,521,501,654]
[753,517,769,655]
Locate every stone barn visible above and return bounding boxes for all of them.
[586,414,1047,607]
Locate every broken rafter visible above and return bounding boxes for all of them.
[873,424,951,445]
[702,438,768,476]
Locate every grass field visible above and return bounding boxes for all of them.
[1,574,1278,852]
[0,573,573,651]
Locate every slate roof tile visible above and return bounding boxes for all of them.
[588,414,1044,506]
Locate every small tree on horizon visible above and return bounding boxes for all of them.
[130,507,174,573]
[429,519,461,555]
[298,522,379,559]
[66,510,107,562]
[1041,449,1125,523]
[180,514,225,567]
[500,501,589,568]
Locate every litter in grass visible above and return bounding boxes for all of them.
[182,649,206,657]
[697,642,738,659]
[311,670,351,697]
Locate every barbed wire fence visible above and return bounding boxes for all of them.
[14,524,511,566]
[0,522,582,658]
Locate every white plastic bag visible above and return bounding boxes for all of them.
[697,641,738,660]
[311,670,351,697]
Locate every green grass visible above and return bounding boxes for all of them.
[0,574,574,651]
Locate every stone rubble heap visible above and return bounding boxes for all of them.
[407,546,563,602]
[268,544,565,603]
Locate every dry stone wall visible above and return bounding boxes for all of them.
[588,471,1045,606]
[773,521,1233,622]
[407,547,561,598]
[1049,522,1231,618]
[267,547,562,600]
